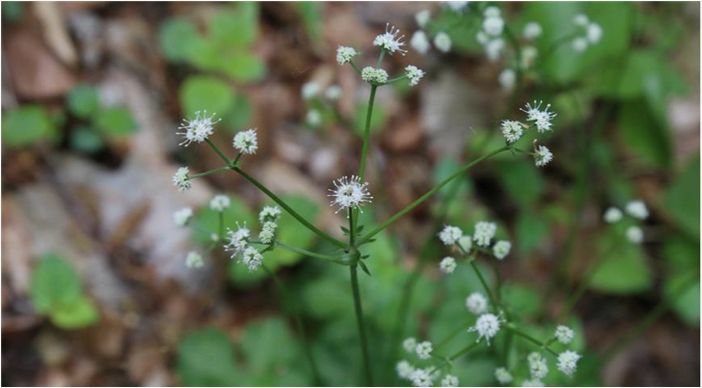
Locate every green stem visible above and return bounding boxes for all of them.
[232,166,346,248]
[506,324,558,357]
[263,264,322,385]
[205,139,232,165]
[449,341,482,361]
[359,146,510,244]
[350,265,373,385]
[469,260,499,312]
[358,85,378,181]
[435,317,474,350]
[274,240,350,265]
[217,211,224,241]
[190,166,230,179]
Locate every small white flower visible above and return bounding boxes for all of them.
[336,46,357,65]
[476,31,489,45]
[438,225,463,246]
[520,46,538,69]
[495,367,513,384]
[534,145,553,167]
[603,207,623,223]
[498,69,516,90]
[361,66,389,84]
[224,224,250,257]
[445,1,469,12]
[501,120,524,143]
[405,65,425,87]
[521,100,557,132]
[528,352,549,380]
[485,38,505,61]
[493,240,511,260]
[573,14,589,26]
[415,10,431,28]
[555,325,575,344]
[328,175,373,213]
[469,313,502,344]
[439,256,457,274]
[258,221,278,244]
[434,32,452,53]
[523,22,542,39]
[185,251,204,269]
[172,167,192,191]
[626,225,644,244]
[397,360,415,380]
[306,109,322,127]
[410,30,431,55]
[173,207,193,227]
[259,205,282,223]
[572,37,588,52]
[458,235,473,252]
[373,23,407,55]
[301,81,320,100]
[177,110,219,146]
[557,350,581,376]
[402,337,417,353]
[441,374,458,387]
[466,292,488,315]
[473,221,497,247]
[522,379,545,387]
[625,200,649,220]
[325,85,342,100]
[210,233,219,242]
[241,246,263,271]
[233,128,258,154]
[410,368,435,387]
[587,23,603,44]
[483,15,504,37]
[209,195,230,212]
[415,341,433,360]
[484,6,501,17]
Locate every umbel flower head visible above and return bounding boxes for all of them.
[438,225,463,246]
[402,337,417,353]
[557,350,581,376]
[177,110,219,146]
[405,65,425,86]
[473,221,497,247]
[521,100,557,133]
[494,367,513,384]
[434,31,452,53]
[528,352,549,380]
[415,340,433,360]
[185,251,204,269]
[466,292,488,315]
[625,200,649,220]
[209,195,231,212]
[172,167,192,191]
[336,46,358,65]
[501,120,524,143]
[439,256,456,274]
[555,325,574,344]
[440,374,459,387]
[492,240,511,260]
[224,223,251,257]
[233,128,258,154]
[396,360,415,380]
[173,207,193,227]
[373,23,407,55]
[328,175,373,214]
[534,144,553,167]
[259,205,282,223]
[469,313,503,345]
[241,246,263,271]
[361,66,389,84]
[258,221,278,245]
[603,207,623,223]
[410,368,435,387]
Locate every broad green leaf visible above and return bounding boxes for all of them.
[221,95,253,132]
[220,52,265,82]
[70,126,103,153]
[516,211,548,255]
[665,155,700,237]
[179,75,234,118]
[95,107,137,137]
[666,274,700,326]
[498,160,544,208]
[589,231,652,294]
[295,2,323,43]
[617,100,672,169]
[2,105,58,147]
[67,85,100,119]
[177,328,238,386]
[30,254,82,314]
[159,18,202,62]
[501,282,542,319]
[209,3,259,48]
[50,295,99,329]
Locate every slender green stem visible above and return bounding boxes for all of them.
[506,324,559,357]
[385,74,408,84]
[191,166,230,179]
[274,240,350,265]
[376,50,386,67]
[435,317,474,350]
[348,208,356,246]
[349,60,362,75]
[263,264,322,385]
[232,166,346,248]
[449,341,482,361]
[358,85,378,181]
[205,139,232,165]
[359,146,510,244]
[350,265,373,385]
[217,212,224,241]
[469,260,499,312]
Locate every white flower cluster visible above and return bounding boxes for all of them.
[495,367,513,384]
[476,7,506,62]
[439,256,456,274]
[438,222,511,260]
[555,325,574,344]
[209,195,230,212]
[405,65,425,87]
[336,46,357,65]
[258,205,282,245]
[603,200,648,244]
[373,23,407,55]
[500,101,557,168]
[468,313,502,345]
[466,292,488,315]
[185,251,204,269]
[361,66,389,84]
[233,128,258,155]
[397,339,456,387]
[177,110,219,146]
[527,352,549,381]
[517,328,581,384]
[172,167,191,191]
[408,9,452,55]
[173,207,193,226]
[557,350,582,376]
[328,175,373,214]
[571,14,603,53]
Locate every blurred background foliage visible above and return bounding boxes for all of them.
[1,1,699,386]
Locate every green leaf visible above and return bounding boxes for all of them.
[2,105,58,147]
[50,295,99,329]
[95,107,137,137]
[67,85,100,119]
[220,52,265,82]
[665,274,699,326]
[159,18,202,62]
[501,282,542,319]
[589,231,652,294]
[516,211,549,255]
[295,2,323,43]
[220,95,253,132]
[209,3,259,48]
[665,155,700,237]
[2,2,23,22]
[30,254,82,314]
[179,75,235,118]
[617,100,672,168]
[70,126,104,153]
[498,160,544,208]
[177,328,239,386]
